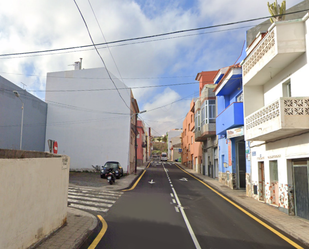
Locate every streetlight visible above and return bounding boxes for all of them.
[13,91,24,150]
[135,110,146,174]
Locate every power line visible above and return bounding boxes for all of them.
[1,9,308,58]
[73,0,131,110]
[0,25,253,59]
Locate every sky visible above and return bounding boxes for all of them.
[0,0,305,136]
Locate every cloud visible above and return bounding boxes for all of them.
[0,0,305,135]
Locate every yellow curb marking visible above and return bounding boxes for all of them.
[88,215,108,249]
[122,162,151,192]
[174,164,304,249]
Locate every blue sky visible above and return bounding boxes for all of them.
[0,0,304,135]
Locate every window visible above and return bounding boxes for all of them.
[201,99,216,125]
[195,110,201,131]
[270,160,278,182]
[282,80,291,97]
[237,92,243,102]
[191,136,193,144]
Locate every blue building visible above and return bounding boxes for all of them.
[213,65,250,190]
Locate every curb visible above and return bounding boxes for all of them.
[79,215,102,249]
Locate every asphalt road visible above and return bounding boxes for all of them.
[97,162,295,249]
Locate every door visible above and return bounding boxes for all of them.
[258,162,265,201]
[294,164,309,220]
[270,160,279,205]
[236,140,246,189]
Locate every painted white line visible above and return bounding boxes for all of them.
[68,199,113,208]
[69,203,109,213]
[68,191,120,200]
[170,193,174,198]
[68,195,116,204]
[175,206,179,212]
[68,189,122,197]
[163,165,201,249]
[69,187,123,194]
[172,199,176,204]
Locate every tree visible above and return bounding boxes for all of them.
[267,0,286,23]
[162,135,167,143]
[157,137,162,142]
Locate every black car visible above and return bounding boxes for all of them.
[100,161,124,179]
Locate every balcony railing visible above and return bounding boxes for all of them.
[216,102,244,135]
[243,19,306,86]
[195,122,216,141]
[245,97,309,141]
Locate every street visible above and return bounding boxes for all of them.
[94,162,297,249]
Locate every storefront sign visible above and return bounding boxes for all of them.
[227,126,244,139]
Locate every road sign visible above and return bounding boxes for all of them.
[53,141,58,154]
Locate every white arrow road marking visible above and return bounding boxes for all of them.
[180,177,188,182]
[163,164,201,249]
[148,179,155,184]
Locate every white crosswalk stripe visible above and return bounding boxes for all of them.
[68,186,123,213]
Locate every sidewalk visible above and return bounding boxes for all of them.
[177,163,309,248]
[34,165,147,249]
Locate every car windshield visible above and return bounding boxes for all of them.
[103,162,119,169]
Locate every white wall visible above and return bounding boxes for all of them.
[45,68,131,171]
[0,155,69,249]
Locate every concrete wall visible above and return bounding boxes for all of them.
[0,149,69,249]
[45,67,131,172]
[0,76,47,151]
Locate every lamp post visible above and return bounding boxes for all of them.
[13,91,24,150]
[135,110,146,174]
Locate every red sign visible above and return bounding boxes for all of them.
[53,141,58,154]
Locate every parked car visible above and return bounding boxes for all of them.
[100,161,123,179]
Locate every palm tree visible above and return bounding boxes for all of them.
[267,0,286,23]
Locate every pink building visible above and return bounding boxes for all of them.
[181,99,202,171]
[137,120,146,166]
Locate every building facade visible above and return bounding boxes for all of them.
[194,71,218,177]
[0,76,47,151]
[214,65,250,190]
[167,128,182,160]
[243,14,309,219]
[45,67,136,173]
[182,99,202,171]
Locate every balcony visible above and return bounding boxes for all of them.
[243,19,306,86]
[216,102,244,135]
[195,123,216,141]
[245,97,309,141]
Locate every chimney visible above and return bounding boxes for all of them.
[74,58,83,70]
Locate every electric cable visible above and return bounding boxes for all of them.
[1,8,308,58]
[73,0,131,110]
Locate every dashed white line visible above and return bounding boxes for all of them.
[172,199,176,204]
[163,165,201,249]
[170,193,174,198]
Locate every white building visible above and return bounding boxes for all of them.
[45,66,134,172]
[242,14,309,220]
[167,129,182,160]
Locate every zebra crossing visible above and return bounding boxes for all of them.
[68,186,123,213]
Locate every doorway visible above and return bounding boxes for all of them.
[236,140,246,189]
[293,161,309,220]
[258,162,265,201]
